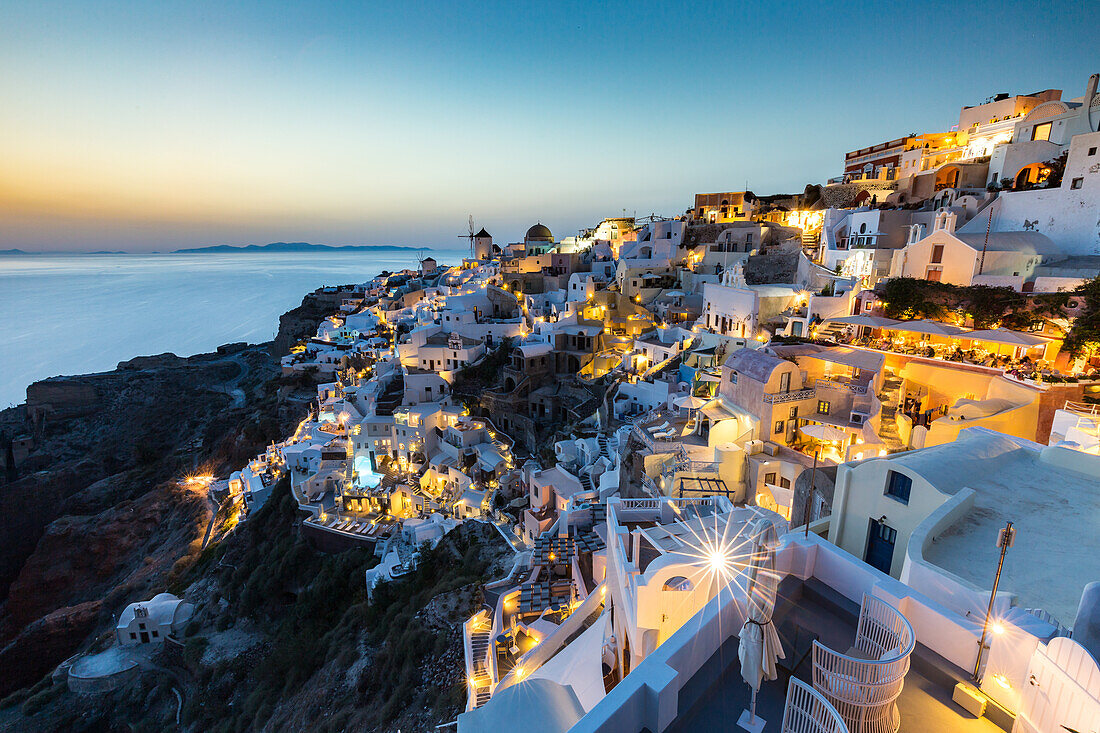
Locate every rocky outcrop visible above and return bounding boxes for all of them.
[272,286,365,356]
[25,378,103,420]
[4,480,209,629]
[0,600,102,697]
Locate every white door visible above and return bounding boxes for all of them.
[1014,637,1100,733]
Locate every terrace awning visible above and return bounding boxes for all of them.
[823,314,900,328]
[963,328,1051,347]
[804,347,883,372]
[885,319,969,337]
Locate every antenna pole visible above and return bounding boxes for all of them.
[978,205,993,275]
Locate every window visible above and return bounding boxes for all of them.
[1031,122,1051,142]
[931,244,944,264]
[1089,146,1097,156]
[764,472,777,485]
[151,630,158,638]
[780,477,791,489]
[789,406,798,419]
[817,401,830,415]
[130,633,137,640]
[885,470,912,503]
[662,576,694,591]
[779,371,791,392]
[774,420,785,434]
[729,371,738,385]
[1071,177,1084,190]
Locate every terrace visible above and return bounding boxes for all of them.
[667,578,999,733]
[574,533,1012,733]
[821,316,1072,382]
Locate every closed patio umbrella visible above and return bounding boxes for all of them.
[737,516,784,732]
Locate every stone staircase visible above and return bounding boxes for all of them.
[877,376,907,453]
[468,621,493,707]
[579,471,594,493]
[817,320,847,343]
[597,435,610,459]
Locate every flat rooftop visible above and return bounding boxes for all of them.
[913,432,1100,625]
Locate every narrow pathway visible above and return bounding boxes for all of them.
[877,376,907,453]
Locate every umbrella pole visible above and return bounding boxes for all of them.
[804,448,818,538]
[749,686,758,722]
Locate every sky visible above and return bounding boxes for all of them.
[1,0,1097,252]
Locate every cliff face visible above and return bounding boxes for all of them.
[272,286,365,356]
[0,344,288,696]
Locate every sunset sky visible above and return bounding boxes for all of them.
[2,0,1097,252]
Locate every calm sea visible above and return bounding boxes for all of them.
[0,249,465,407]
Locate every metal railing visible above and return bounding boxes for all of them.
[816,378,868,395]
[763,388,816,404]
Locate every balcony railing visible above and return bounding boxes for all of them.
[782,677,849,733]
[815,378,868,395]
[812,594,914,733]
[763,388,816,404]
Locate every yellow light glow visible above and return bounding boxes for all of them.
[991,673,1011,690]
[707,548,731,572]
[991,622,1005,635]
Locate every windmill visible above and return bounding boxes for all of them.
[457,215,476,259]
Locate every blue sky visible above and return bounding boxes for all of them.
[0,0,1096,251]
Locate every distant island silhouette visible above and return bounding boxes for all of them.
[1,243,427,255]
[172,242,424,254]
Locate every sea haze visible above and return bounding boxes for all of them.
[0,249,466,407]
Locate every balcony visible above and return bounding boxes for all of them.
[815,377,868,395]
[763,387,816,404]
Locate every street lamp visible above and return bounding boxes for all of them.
[973,521,1015,681]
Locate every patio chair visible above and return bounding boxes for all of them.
[647,421,671,434]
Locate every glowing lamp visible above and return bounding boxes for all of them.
[707,548,731,572]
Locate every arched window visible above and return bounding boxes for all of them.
[860,223,867,234]
[662,576,693,591]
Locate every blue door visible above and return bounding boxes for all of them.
[865,521,897,574]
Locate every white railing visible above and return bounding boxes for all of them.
[1064,400,1100,416]
[812,594,914,733]
[782,677,850,733]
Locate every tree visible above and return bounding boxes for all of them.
[1063,275,1100,359]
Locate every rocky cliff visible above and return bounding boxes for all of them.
[272,285,366,356]
[0,331,319,698]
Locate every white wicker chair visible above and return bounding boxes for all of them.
[811,594,914,733]
[782,677,849,733]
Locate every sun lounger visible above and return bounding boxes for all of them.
[647,421,671,434]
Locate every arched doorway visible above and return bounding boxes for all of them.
[1014,163,1046,189]
[935,165,960,191]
